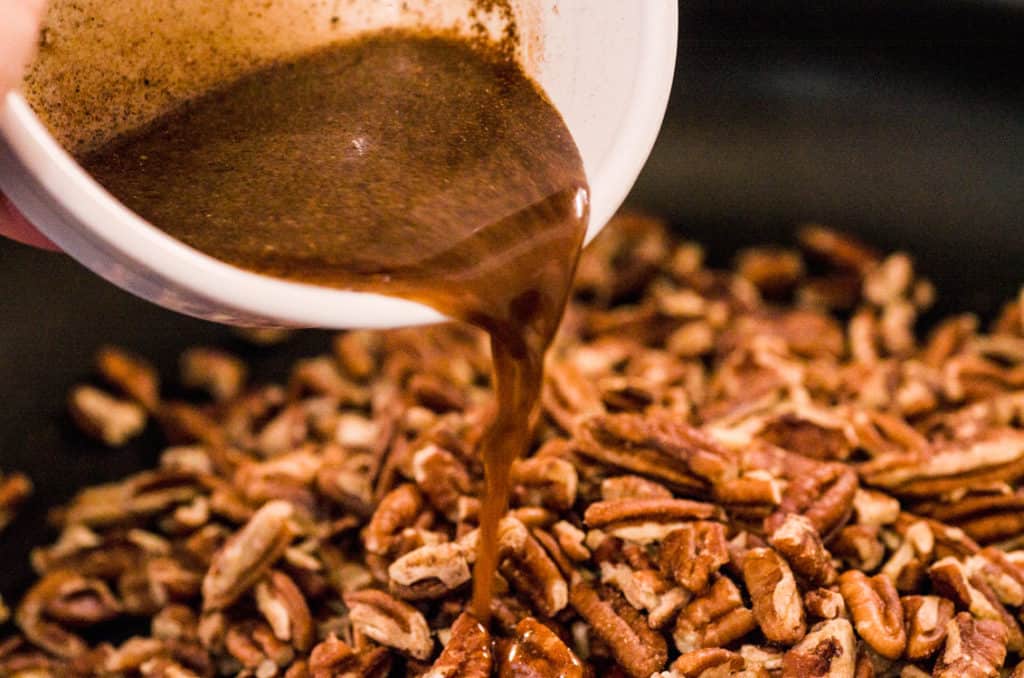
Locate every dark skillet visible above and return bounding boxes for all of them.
[1,0,1023,605]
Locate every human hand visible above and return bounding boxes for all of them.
[1,0,57,250]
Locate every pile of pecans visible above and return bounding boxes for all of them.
[4,213,1024,677]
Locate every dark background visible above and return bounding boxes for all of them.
[2,1,1023,599]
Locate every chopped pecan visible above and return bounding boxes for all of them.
[601,475,674,501]
[660,521,730,593]
[901,595,954,660]
[423,613,491,678]
[512,456,578,511]
[343,589,432,660]
[570,578,668,678]
[742,547,806,645]
[543,361,605,435]
[584,498,724,544]
[412,446,471,521]
[736,247,804,297]
[202,500,294,611]
[804,588,846,621]
[929,556,1023,650]
[69,385,148,446]
[764,463,857,540]
[552,521,591,562]
[180,348,247,402]
[501,532,569,616]
[388,541,470,600]
[0,470,32,532]
[499,617,584,678]
[932,613,1007,678]
[852,489,901,527]
[16,570,109,658]
[832,525,885,573]
[837,571,905,660]
[781,618,856,678]
[363,484,423,556]
[308,633,391,678]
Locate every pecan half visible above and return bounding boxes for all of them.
[570,578,668,678]
[660,521,729,593]
[768,514,837,586]
[668,647,744,677]
[837,571,905,660]
[69,385,148,447]
[673,576,757,653]
[343,589,433,660]
[742,548,806,645]
[584,498,724,544]
[202,500,294,611]
[255,570,313,651]
[388,541,470,600]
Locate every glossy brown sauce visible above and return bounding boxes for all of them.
[80,31,588,620]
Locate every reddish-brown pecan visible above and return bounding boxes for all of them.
[423,613,492,678]
[781,618,856,678]
[917,491,1024,545]
[601,475,674,501]
[803,588,846,621]
[660,521,729,593]
[669,647,744,677]
[932,613,1007,678]
[768,514,837,586]
[308,633,391,678]
[343,589,433,660]
[16,569,119,658]
[837,571,905,660]
[673,576,757,653]
[201,500,294,611]
[901,595,954,660]
[501,532,569,617]
[574,413,736,491]
[764,463,857,540]
[363,484,423,556]
[97,345,161,411]
[411,445,471,521]
[584,498,724,544]
[570,578,668,678]
[498,617,584,678]
[542,360,605,436]
[742,548,806,645]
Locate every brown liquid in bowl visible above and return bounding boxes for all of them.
[80,31,589,620]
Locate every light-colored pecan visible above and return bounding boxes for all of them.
[69,384,148,446]
[202,500,294,611]
[387,541,470,600]
[289,356,368,406]
[498,617,584,678]
[601,475,674,501]
[971,548,1024,606]
[412,446,471,521]
[901,595,954,660]
[768,514,837,586]
[832,525,885,573]
[422,612,491,678]
[880,521,934,592]
[660,521,729,593]
[668,647,744,677]
[512,456,578,511]
[804,588,846,621]
[781,618,856,678]
[742,547,806,645]
[837,571,905,660]
[255,404,309,458]
[255,570,313,651]
[584,498,724,544]
[738,645,784,675]
[600,562,689,629]
[363,484,423,556]
[179,348,247,402]
[852,489,901,527]
[552,521,590,562]
[97,345,161,411]
[570,578,668,678]
[932,612,1007,678]
[343,589,432,660]
[674,576,757,653]
[575,413,737,492]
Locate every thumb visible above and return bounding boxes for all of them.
[0,0,47,95]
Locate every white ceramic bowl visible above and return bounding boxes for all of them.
[0,0,677,328]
